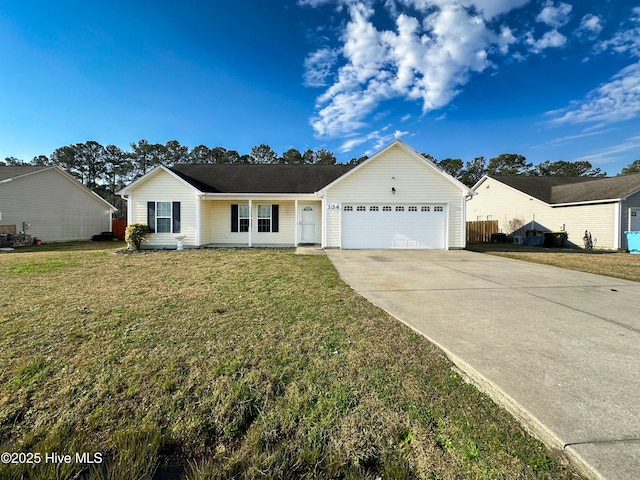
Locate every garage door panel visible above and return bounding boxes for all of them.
[341,204,445,249]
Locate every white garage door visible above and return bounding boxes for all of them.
[341,204,446,249]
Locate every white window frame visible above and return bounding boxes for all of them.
[156,201,172,233]
[239,204,250,232]
[257,204,272,233]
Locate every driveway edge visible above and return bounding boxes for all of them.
[379,307,601,480]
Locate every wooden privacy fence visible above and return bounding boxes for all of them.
[111,219,127,241]
[466,220,499,243]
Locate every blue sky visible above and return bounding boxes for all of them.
[1,0,639,173]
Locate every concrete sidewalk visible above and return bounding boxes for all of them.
[326,249,640,480]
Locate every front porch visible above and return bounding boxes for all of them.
[198,197,322,248]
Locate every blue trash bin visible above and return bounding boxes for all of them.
[624,231,640,254]
[525,235,544,247]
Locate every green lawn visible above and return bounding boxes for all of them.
[0,244,583,479]
[467,243,640,282]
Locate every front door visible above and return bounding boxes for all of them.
[300,205,316,244]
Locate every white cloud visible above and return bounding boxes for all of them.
[536,1,572,28]
[397,0,530,20]
[573,135,640,166]
[548,61,640,126]
[546,128,615,146]
[595,7,640,58]
[577,14,603,39]
[308,0,524,137]
[526,29,567,53]
[339,127,409,153]
[548,10,640,129]
[297,0,334,7]
[304,48,339,87]
[466,0,530,19]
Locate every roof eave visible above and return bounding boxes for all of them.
[0,165,55,182]
[550,198,622,207]
[200,193,318,200]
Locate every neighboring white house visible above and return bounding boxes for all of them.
[117,140,474,250]
[468,174,640,250]
[0,165,116,242]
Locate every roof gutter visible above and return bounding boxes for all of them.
[550,198,622,207]
[200,193,318,201]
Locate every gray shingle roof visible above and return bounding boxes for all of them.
[492,174,640,204]
[550,174,640,203]
[169,164,355,194]
[0,165,51,181]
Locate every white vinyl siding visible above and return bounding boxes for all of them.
[129,169,197,248]
[238,204,250,232]
[323,143,465,249]
[257,205,272,232]
[0,168,112,242]
[468,177,618,249]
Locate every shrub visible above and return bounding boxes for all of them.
[125,223,150,250]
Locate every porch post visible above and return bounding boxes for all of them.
[321,195,327,248]
[294,199,299,246]
[248,198,252,247]
[195,195,201,247]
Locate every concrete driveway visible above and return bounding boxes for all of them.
[326,249,640,480]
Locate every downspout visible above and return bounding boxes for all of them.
[462,193,470,249]
[126,194,133,225]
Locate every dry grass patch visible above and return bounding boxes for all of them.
[0,246,583,479]
[468,244,640,282]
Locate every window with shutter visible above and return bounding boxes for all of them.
[147,201,180,233]
[231,204,250,232]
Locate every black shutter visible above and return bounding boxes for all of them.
[231,204,238,232]
[172,202,181,233]
[147,202,156,233]
[272,204,279,233]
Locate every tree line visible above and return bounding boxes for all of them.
[430,154,640,186]
[2,140,345,218]
[3,139,639,219]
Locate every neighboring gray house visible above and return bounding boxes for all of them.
[468,174,640,250]
[0,165,116,242]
